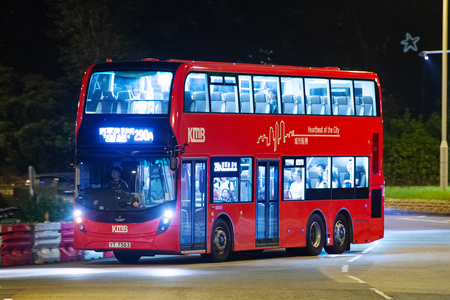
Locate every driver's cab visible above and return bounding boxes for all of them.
[76,157,176,211]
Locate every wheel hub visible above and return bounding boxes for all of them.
[334,221,346,246]
[214,227,227,254]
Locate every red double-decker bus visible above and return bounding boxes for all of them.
[74,59,384,263]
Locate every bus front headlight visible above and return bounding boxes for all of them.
[74,210,86,233]
[157,210,174,234]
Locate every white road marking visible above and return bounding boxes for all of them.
[346,275,366,283]
[362,247,374,254]
[347,255,362,263]
[399,217,450,224]
[326,254,355,258]
[370,288,393,299]
[341,265,349,272]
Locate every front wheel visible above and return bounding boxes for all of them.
[210,219,232,262]
[324,213,350,254]
[114,251,141,264]
[305,214,325,256]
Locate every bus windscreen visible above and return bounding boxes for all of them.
[85,71,173,114]
[76,158,176,211]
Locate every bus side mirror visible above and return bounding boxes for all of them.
[170,156,178,171]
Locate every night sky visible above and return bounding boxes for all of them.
[0,0,446,116]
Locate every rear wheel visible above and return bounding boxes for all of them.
[114,251,141,264]
[210,219,232,262]
[325,213,349,254]
[305,214,325,256]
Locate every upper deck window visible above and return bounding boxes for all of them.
[281,77,305,114]
[305,78,331,115]
[184,72,380,117]
[209,75,239,113]
[253,76,281,114]
[185,73,209,112]
[86,71,173,114]
[331,80,355,116]
[354,80,377,116]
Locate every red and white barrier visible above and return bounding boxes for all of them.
[0,224,33,266]
[59,221,83,262]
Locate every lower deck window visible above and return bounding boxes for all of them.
[211,157,253,203]
[283,156,369,201]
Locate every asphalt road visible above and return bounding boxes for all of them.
[1,210,450,300]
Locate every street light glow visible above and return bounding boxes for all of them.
[419,50,450,60]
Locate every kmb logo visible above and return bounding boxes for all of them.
[188,127,205,143]
[112,225,128,233]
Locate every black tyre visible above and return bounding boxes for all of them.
[114,251,141,264]
[305,214,325,256]
[210,219,232,262]
[324,213,350,254]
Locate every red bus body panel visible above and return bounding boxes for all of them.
[75,60,384,255]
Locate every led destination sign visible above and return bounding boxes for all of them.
[214,161,238,172]
[99,127,154,143]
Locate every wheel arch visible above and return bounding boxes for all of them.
[308,208,327,238]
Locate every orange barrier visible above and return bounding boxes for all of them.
[0,224,33,266]
[59,221,83,262]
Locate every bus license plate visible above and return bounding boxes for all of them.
[109,242,131,248]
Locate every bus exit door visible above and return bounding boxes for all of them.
[256,160,279,247]
[180,160,206,253]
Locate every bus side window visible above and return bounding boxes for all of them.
[240,158,253,202]
[281,77,305,115]
[331,157,354,188]
[253,76,280,114]
[184,73,208,112]
[354,80,377,116]
[355,157,369,187]
[238,75,254,113]
[331,79,354,116]
[213,177,237,203]
[306,157,330,188]
[305,78,330,115]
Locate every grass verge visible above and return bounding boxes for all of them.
[386,186,450,201]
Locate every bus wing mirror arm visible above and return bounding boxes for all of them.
[170,143,187,171]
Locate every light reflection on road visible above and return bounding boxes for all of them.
[0,267,195,279]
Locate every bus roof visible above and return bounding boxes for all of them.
[138,58,378,80]
[141,58,341,71]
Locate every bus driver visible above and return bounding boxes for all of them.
[105,167,129,193]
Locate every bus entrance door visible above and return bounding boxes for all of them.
[180,160,207,253]
[256,160,280,247]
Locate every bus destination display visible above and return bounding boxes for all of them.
[99,127,154,143]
